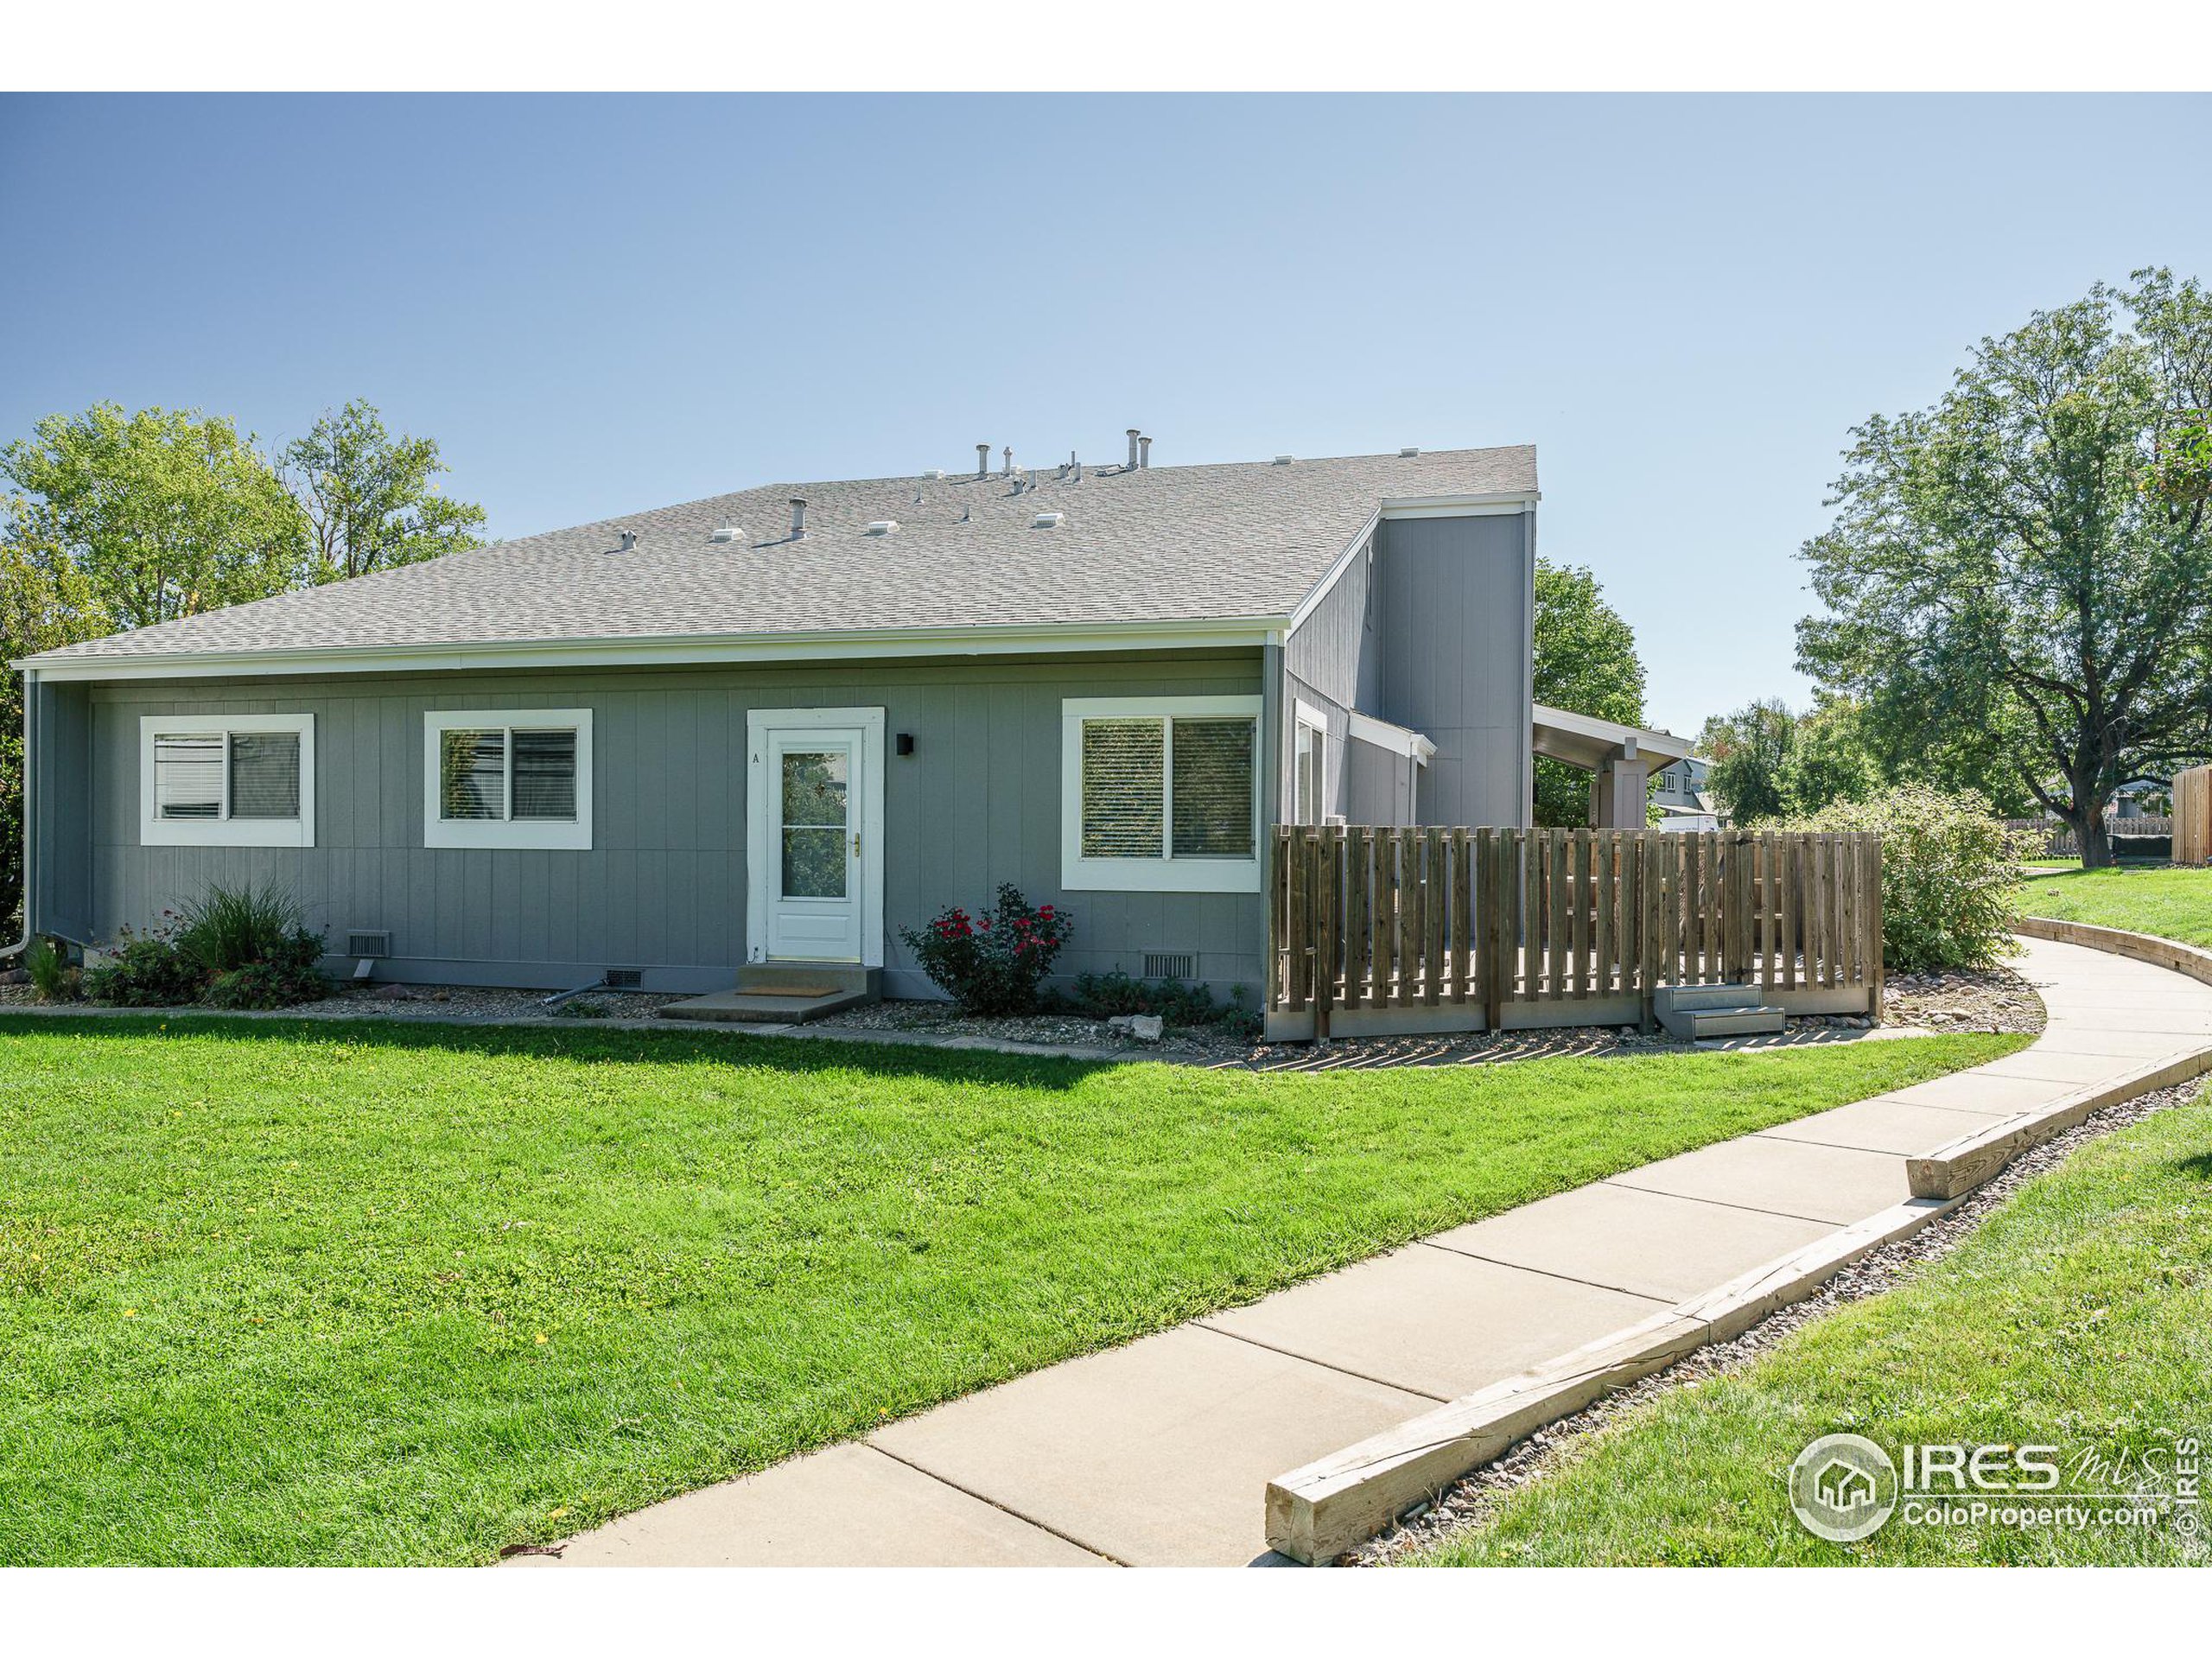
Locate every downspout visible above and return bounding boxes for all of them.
[2,666,35,963]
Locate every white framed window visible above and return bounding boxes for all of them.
[1293,699,1328,826]
[423,709,593,850]
[1061,696,1262,893]
[139,714,315,848]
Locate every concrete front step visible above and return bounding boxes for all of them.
[660,987,874,1025]
[736,963,880,997]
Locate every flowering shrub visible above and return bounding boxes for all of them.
[899,884,1074,1014]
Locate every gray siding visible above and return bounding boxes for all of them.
[29,677,94,941]
[72,652,1265,998]
[1279,510,1534,830]
[1280,536,1382,822]
[1374,512,1532,826]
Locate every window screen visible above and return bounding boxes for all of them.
[511,729,578,821]
[1170,717,1255,858]
[1080,718,1166,858]
[228,731,301,820]
[440,729,506,820]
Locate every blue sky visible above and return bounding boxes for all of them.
[2,92,2205,735]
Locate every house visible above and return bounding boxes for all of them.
[12,437,1671,1007]
[1650,753,1718,831]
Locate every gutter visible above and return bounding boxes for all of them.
[11,614,1294,685]
[3,667,32,963]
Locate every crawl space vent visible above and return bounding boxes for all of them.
[346,930,392,957]
[1142,952,1197,982]
[603,968,644,989]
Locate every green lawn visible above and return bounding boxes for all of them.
[1408,1084,2212,1567]
[2017,865,2212,951]
[0,1015,2021,1566]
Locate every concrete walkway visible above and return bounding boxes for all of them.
[515,935,2212,1568]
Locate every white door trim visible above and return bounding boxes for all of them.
[745,706,887,967]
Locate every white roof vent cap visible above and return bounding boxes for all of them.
[919,467,944,480]
[709,524,744,543]
[1272,454,1295,466]
[1400,445,1421,458]
[1032,511,1065,529]
[866,520,898,537]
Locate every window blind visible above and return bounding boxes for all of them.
[441,729,506,820]
[154,734,224,820]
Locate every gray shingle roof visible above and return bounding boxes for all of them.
[30,444,1535,664]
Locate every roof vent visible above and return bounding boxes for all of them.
[1400,445,1421,458]
[1272,454,1294,466]
[1140,435,1152,468]
[1127,428,1141,469]
[709,524,744,543]
[866,520,897,536]
[617,530,639,550]
[789,498,807,538]
[1032,511,1065,529]
[976,443,990,480]
[920,467,944,480]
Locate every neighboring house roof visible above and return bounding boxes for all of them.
[22,444,1536,675]
[1530,704,1696,772]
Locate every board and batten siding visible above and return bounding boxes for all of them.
[1279,507,1534,830]
[60,652,1265,997]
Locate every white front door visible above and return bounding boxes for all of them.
[747,709,886,965]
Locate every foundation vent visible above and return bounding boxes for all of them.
[602,968,644,989]
[346,930,392,958]
[1142,951,1197,982]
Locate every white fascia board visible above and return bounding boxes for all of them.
[1345,709,1435,763]
[1379,491,1540,520]
[16,617,1287,684]
[1531,702,1697,763]
[1283,510,1382,635]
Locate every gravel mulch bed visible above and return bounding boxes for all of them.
[0,979,690,1022]
[1879,963,2045,1034]
[1353,1077,2196,1567]
[811,998,1246,1061]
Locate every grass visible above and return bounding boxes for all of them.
[2015,865,2212,951]
[0,1014,2022,1567]
[1408,1085,2212,1567]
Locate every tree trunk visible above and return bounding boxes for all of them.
[2075,798,2113,868]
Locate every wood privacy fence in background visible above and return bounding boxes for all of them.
[2178,768,2212,865]
[2005,816,2177,859]
[1267,826,1885,1039]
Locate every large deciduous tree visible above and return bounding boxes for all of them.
[2,404,308,632]
[1797,268,2212,867]
[1699,697,1796,824]
[1532,558,1649,827]
[280,400,486,581]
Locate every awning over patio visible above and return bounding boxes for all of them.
[1531,704,1698,828]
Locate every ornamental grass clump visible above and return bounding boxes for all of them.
[1783,784,2039,972]
[899,883,1074,1014]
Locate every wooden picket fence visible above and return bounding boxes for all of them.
[1266,826,1885,1039]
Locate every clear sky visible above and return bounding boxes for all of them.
[3,92,2205,735]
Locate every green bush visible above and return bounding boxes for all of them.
[1060,970,1248,1031]
[204,961,328,1010]
[84,927,206,1007]
[85,883,329,1010]
[1783,784,2039,972]
[24,938,79,1002]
